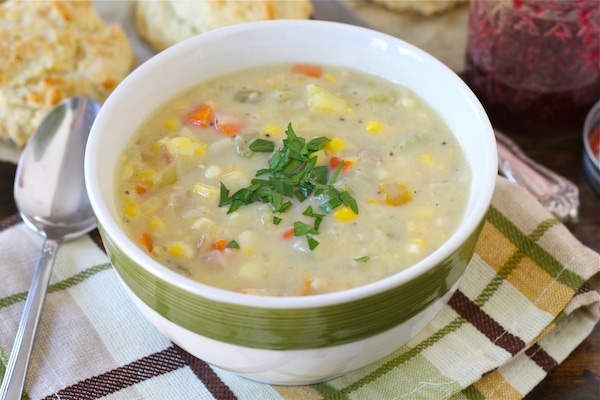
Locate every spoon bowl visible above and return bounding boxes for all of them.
[15,97,99,239]
[0,96,100,400]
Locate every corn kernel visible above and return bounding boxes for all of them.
[166,137,206,157]
[324,138,346,154]
[407,237,426,253]
[416,208,436,218]
[365,120,382,133]
[152,138,168,153]
[123,204,140,218]
[193,143,207,155]
[168,242,194,258]
[136,169,159,186]
[324,73,336,83]
[149,216,166,231]
[166,137,193,156]
[192,183,220,204]
[414,237,426,247]
[164,117,180,131]
[334,206,357,222]
[420,153,435,167]
[263,124,281,136]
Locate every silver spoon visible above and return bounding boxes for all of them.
[0,97,100,400]
[494,129,580,223]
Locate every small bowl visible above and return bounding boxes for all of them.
[583,101,600,195]
[85,20,497,385]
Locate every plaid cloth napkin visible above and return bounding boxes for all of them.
[1,176,598,400]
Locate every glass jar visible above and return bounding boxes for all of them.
[464,0,600,135]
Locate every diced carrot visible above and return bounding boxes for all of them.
[135,185,146,194]
[214,112,244,136]
[211,239,228,251]
[291,63,323,78]
[282,227,295,239]
[140,232,153,252]
[186,104,214,128]
[329,156,353,171]
[215,122,242,136]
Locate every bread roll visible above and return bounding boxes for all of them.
[0,0,135,148]
[368,0,468,16]
[136,0,313,52]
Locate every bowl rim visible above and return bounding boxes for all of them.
[85,19,497,310]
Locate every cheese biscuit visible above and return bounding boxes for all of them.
[136,0,313,52]
[0,0,135,148]
[368,0,468,16]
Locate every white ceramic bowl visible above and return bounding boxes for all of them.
[85,20,497,385]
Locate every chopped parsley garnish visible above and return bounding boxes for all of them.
[249,138,275,153]
[219,123,358,250]
[226,240,240,249]
[354,256,370,263]
[293,220,318,236]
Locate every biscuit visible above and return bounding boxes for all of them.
[136,0,313,52]
[0,0,135,148]
[368,0,468,16]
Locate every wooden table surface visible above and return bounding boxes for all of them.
[0,129,598,398]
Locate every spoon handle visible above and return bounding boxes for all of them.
[494,129,580,223]
[0,238,61,400]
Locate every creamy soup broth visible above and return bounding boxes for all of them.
[116,64,471,296]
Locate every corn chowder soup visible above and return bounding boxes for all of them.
[116,64,471,296]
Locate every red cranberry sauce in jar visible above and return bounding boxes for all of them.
[465,0,600,135]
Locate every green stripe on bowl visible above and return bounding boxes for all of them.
[99,221,483,350]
